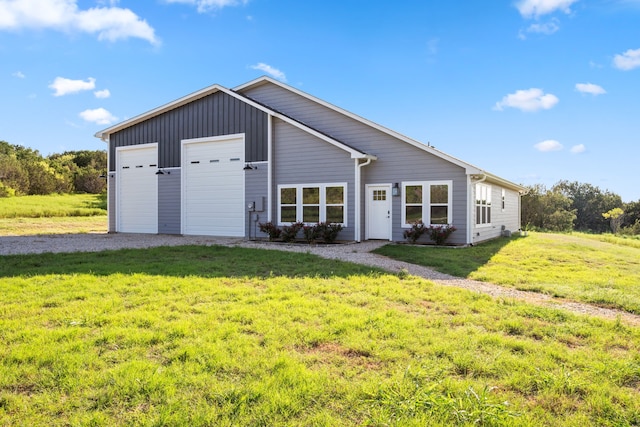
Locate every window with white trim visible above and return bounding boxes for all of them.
[278,184,346,225]
[401,181,452,226]
[501,189,506,211]
[476,183,492,226]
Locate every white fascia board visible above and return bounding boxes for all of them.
[93,80,373,160]
[94,84,227,141]
[235,77,523,183]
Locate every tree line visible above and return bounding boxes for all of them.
[0,141,106,197]
[521,181,640,235]
[2,140,639,235]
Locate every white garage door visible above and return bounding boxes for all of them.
[182,136,244,236]
[116,144,158,234]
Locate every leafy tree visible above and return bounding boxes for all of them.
[521,184,576,232]
[553,180,623,232]
[0,141,106,197]
[621,200,640,230]
[602,207,624,234]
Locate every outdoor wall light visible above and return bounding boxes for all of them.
[243,163,257,170]
[392,182,400,196]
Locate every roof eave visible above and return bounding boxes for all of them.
[94,83,227,140]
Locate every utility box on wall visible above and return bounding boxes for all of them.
[254,196,265,212]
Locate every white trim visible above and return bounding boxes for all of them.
[467,174,472,245]
[95,83,375,161]
[401,180,453,227]
[267,114,273,222]
[365,183,393,241]
[475,182,493,228]
[233,77,526,183]
[276,183,348,226]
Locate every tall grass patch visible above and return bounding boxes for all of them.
[0,194,106,218]
[1,246,639,426]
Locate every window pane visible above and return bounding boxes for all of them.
[431,206,448,224]
[431,184,448,204]
[326,186,344,204]
[405,185,422,204]
[476,206,481,225]
[326,206,344,223]
[487,207,491,224]
[281,187,296,204]
[281,206,296,223]
[303,206,319,223]
[405,206,422,224]
[303,187,320,204]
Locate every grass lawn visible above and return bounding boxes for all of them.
[0,194,107,235]
[0,194,106,219]
[1,245,639,426]
[374,232,640,315]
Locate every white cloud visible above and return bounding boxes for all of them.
[534,139,564,152]
[613,48,640,70]
[164,0,248,13]
[516,0,578,18]
[250,63,287,82]
[575,82,606,95]
[493,88,559,112]
[94,89,111,99]
[12,71,25,78]
[79,107,117,125]
[49,76,95,96]
[570,144,586,153]
[526,20,560,35]
[0,0,158,45]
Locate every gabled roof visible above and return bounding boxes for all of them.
[235,76,525,192]
[94,83,375,160]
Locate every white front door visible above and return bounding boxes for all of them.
[366,184,392,240]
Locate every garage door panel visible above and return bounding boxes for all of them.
[182,137,244,237]
[117,145,158,234]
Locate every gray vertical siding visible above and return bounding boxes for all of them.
[242,83,469,244]
[273,119,355,241]
[108,172,116,232]
[158,169,181,234]
[109,91,268,171]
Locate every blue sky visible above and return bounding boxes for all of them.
[1,0,639,201]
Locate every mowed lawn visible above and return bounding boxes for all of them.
[375,232,640,315]
[0,194,107,235]
[1,245,639,426]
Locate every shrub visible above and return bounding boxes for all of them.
[428,224,457,245]
[281,221,304,242]
[258,221,281,241]
[302,224,320,244]
[403,220,426,243]
[318,221,343,243]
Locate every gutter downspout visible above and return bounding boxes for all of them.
[468,173,487,245]
[267,114,273,222]
[355,158,373,242]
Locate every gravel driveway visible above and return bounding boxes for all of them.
[2,233,638,325]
